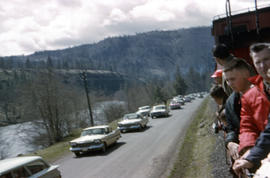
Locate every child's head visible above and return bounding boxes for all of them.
[210,85,228,105]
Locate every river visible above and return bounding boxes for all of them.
[0,100,125,159]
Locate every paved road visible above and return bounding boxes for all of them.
[56,97,205,178]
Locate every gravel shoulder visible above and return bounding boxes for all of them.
[170,96,233,178]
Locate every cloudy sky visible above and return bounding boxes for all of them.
[0,0,269,56]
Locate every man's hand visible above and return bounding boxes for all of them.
[233,159,253,176]
[227,142,239,160]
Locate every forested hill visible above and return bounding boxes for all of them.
[0,27,215,79]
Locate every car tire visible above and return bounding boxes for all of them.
[74,152,81,157]
[102,143,107,153]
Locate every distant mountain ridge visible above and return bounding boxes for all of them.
[0,26,215,79]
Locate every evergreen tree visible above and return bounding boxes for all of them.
[56,60,62,69]
[153,84,168,105]
[0,59,5,69]
[46,56,53,68]
[25,58,32,68]
[185,66,201,92]
[63,61,69,70]
[173,67,187,95]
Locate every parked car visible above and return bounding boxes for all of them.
[69,125,121,157]
[136,105,151,116]
[173,97,185,105]
[170,100,181,110]
[198,93,203,98]
[184,96,191,102]
[150,105,169,118]
[118,113,149,133]
[0,156,61,178]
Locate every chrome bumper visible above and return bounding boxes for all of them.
[70,143,104,152]
[118,125,141,131]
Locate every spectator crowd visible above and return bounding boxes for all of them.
[210,43,270,177]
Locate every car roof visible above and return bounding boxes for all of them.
[138,106,150,109]
[124,113,137,116]
[153,105,165,107]
[0,156,43,175]
[83,125,109,130]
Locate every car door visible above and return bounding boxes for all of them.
[142,116,148,126]
[104,127,116,146]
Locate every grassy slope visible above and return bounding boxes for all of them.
[169,96,217,178]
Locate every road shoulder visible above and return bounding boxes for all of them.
[169,96,231,178]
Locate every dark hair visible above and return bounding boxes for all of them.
[213,43,230,59]
[250,43,270,53]
[210,85,228,100]
[223,59,253,74]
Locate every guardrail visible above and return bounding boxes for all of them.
[213,4,270,21]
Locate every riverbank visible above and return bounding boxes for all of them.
[26,120,120,163]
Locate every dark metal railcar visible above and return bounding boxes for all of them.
[212,0,270,66]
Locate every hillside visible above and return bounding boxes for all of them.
[0,27,215,79]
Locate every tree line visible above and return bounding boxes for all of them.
[0,56,210,149]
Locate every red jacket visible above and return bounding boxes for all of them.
[239,75,270,154]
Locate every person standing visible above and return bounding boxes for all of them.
[223,59,253,161]
[212,44,256,96]
[233,43,270,175]
[212,44,235,96]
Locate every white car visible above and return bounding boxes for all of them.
[118,113,149,133]
[169,100,181,109]
[150,105,169,118]
[69,125,121,157]
[136,106,151,116]
[0,156,61,178]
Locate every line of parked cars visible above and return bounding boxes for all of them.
[68,92,205,157]
[0,92,205,177]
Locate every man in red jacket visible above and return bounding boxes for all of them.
[233,43,270,174]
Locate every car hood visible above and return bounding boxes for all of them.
[70,135,105,143]
[151,109,166,113]
[138,109,150,113]
[118,119,142,125]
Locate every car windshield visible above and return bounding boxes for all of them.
[81,128,106,136]
[155,106,165,110]
[124,114,139,120]
[139,106,150,110]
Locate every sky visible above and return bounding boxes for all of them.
[0,0,269,56]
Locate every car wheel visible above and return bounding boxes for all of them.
[102,143,107,153]
[74,152,81,157]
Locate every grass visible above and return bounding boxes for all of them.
[26,120,121,163]
[169,96,217,178]
[26,128,82,163]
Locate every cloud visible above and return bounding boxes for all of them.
[0,0,266,56]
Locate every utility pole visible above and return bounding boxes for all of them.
[80,71,94,126]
